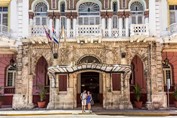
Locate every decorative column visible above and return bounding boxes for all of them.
[29,13,34,26]
[102,18,106,37]
[73,13,77,38]
[73,18,77,38]
[49,19,53,36]
[118,12,123,37]
[145,11,149,24]
[66,17,71,38]
[125,12,130,37]
[56,14,60,37]
[108,16,112,37]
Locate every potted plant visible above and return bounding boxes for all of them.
[173,89,177,108]
[133,84,142,109]
[37,85,47,108]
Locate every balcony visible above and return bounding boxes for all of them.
[30,25,47,36]
[77,25,102,36]
[4,87,15,94]
[168,23,177,36]
[0,25,11,37]
[130,24,149,36]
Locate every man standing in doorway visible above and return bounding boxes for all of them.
[80,90,87,113]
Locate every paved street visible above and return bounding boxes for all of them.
[0,115,177,118]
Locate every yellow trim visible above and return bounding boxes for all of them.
[168,0,177,5]
[0,0,11,7]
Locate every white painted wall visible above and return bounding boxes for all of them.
[9,0,18,38]
[149,0,156,36]
[22,0,29,37]
[159,0,168,38]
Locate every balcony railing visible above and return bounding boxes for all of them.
[30,25,47,36]
[30,23,149,39]
[130,24,149,36]
[168,23,177,35]
[4,87,15,94]
[0,25,11,37]
[77,25,102,36]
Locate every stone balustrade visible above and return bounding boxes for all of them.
[0,25,11,37]
[168,23,177,35]
[30,25,47,36]
[130,24,149,36]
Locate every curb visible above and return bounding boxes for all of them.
[0,112,176,116]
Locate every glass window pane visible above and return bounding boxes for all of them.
[84,17,89,25]
[90,17,94,25]
[8,72,13,86]
[79,17,83,25]
[42,17,47,25]
[2,14,8,26]
[96,17,100,25]
[35,17,40,25]
[169,5,175,10]
[170,12,176,24]
[132,16,136,24]
[138,16,142,24]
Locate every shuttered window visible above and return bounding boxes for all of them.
[59,74,67,91]
[112,73,121,91]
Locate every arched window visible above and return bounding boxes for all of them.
[163,64,173,86]
[6,65,16,87]
[60,2,65,13]
[34,2,48,25]
[112,16,118,28]
[78,2,100,25]
[113,1,117,12]
[130,1,144,24]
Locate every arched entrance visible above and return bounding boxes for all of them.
[32,56,49,107]
[77,71,103,107]
[130,55,147,107]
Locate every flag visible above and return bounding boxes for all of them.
[52,27,59,44]
[43,26,52,41]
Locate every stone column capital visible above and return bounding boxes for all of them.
[144,10,149,18]
[118,11,130,18]
[29,12,34,19]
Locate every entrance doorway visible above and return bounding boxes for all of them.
[81,72,99,103]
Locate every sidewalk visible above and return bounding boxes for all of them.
[0,108,177,116]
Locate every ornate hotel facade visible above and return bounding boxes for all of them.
[0,0,177,110]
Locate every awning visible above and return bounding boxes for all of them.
[0,0,11,6]
[48,63,131,74]
[168,0,177,5]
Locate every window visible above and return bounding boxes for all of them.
[112,16,118,28]
[6,65,16,87]
[60,2,65,13]
[169,5,177,24]
[34,2,48,25]
[163,64,173,86]
[0,7,8,28]
[130,1,144,24]
[113,1,117,12]
[59,74,67,91]
[78,2,100,26]
[51,0,56,9]
[112,73,121,91]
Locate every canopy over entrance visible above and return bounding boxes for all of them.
[48,63,131,74]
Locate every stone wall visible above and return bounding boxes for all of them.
[12,40,167,109]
